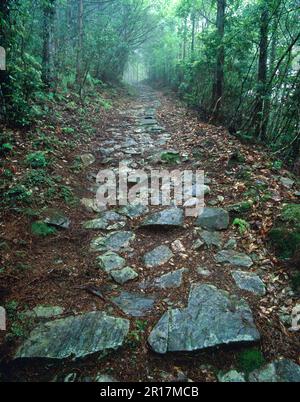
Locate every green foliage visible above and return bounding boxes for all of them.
[5,301,32,341]
[62,127,75,135]
[281,204,300,226]
[237,348,265,377]
[25,151,48,168]
[291,273,300,293]
[233,218,250,235]
[127,320,148,348]
[31,221,57,237]
[269,228,300,259]
[161,151,181,164]
[23,169,55,187]
[4,185,32,205]
[60,185,77,206]
[0,142,13,155]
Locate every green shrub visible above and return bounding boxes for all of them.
[25,151,48,168]
[233,218,250,235]
[5,185,32,205]
[31,221,56,237]
[161,151,181,164]
[269,228,300,259]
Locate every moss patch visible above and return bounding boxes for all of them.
[237,348,265,377]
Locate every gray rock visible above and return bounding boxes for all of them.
[217,370,246,382]
[280,177,294,189]
[83,212,126,230]
[80,153,96,167]
[192,239,205,250]
[197,267,211,277]
[95,374,118,382]
[81,198,106,213]
[153,269,187,289]
[141,208,184,228]
[148,284,260,354]
[97,252,126,273]
[215,250,253,268]
[249,359,300,382]
[91,231,135,252]
[224,238,237,250]
[200,230,223,248]
[232,271,266,296]
[110,267,139,285]
[112,291,155,317]
[144,245,174,267]
[119,203,149,219]
[43,210,70,230]
[26,306,64,319]
[15,312,129,360]
[195,208,229,231]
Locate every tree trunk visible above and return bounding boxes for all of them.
[212,0,226,120]
[42,0,56,88]
[0,0,10,117]
[76,0,84,86]
[254,3,269,140]
[191,11,196,59]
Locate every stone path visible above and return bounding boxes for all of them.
[14,86,300,382]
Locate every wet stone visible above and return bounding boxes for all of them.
[15,312,130,360]
[153,268,187,289]
[200,230,223,248]
[217,370,246,383]
[91,231,135,253]
[97,252,126,273]
[215,250,253,268]
[148,284,260,354]
[119,203,149,219]
[110,267,139,285]
[249,359,300,382]
[141,208,184,228]
[26,305,64,319]
[112,291,155,317]
[144,245,174,268]
[195,208,229,231]
[43,210,70,230]
[83,212,126,230]
[80,153,96,167]
[232,271,266,296]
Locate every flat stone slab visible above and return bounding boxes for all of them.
[112,291,155,317]
[148,284,260,354]
[200,230,223,248]
[80,153,96,167]
[195,208,229,230]
[26,306,64,319]
[119,203,149,219]
[215,250,253,268]
[15,312,129,360]
[84,212,126,230]
[110,267,139,285]
[153,269,187,289]
[141,208,184,228]
[249,359,300,382]
[97,252,126,273]
[144,245,174,268]
[91,231,135,252]
[232,271,266,295]
[43,210,70,230]
[217,370,246,382]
